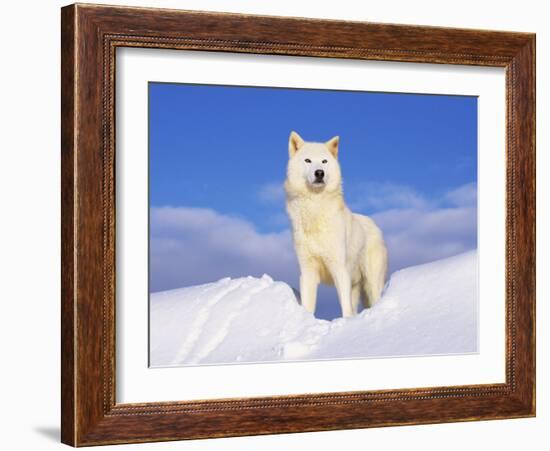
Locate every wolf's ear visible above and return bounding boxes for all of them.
[326,136,339,158]
[289,131,305,158]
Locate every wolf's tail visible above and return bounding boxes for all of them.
[355,214,388,308]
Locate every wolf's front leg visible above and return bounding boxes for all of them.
[331,268,353,318]
[299,270,319,314]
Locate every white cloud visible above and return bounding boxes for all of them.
[359,182,478,272]
[373,205,477,272]
[258,182,285,203]
[150,207,298,292]
[444,182,477,207]
[348,182,431,211]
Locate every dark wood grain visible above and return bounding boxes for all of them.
[60,5,76,446]
[61,3,536,446]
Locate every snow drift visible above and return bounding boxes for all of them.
[149,251,477,367]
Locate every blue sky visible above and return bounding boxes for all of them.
[149,82,477,320]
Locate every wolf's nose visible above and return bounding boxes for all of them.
[315,169,324,179]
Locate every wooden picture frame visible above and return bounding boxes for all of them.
[61,3,535,446]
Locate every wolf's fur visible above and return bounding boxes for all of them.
[284,131,388,318]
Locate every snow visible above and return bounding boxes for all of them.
[149,250,478,367]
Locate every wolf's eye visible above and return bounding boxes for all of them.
[322,159,328,164]
[305,159,311,163]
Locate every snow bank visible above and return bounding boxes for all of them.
[150,251,477,367]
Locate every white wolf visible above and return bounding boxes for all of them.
[285,131,388,318]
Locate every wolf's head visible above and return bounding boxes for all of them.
[285,131,342,196]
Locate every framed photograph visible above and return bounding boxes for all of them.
[61,3,535,446]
